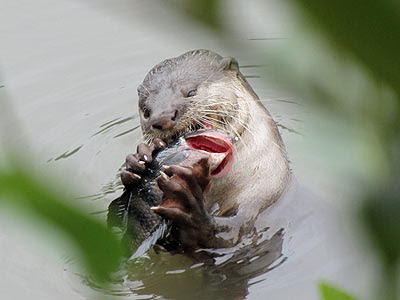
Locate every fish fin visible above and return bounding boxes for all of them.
[107,190,131,228]
[129,220,169,259]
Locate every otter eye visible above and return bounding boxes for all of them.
[142,107,150,119]
[186,90,196,97]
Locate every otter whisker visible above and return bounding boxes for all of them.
[199,116,227,127]
[199,109,255,139]
[227,119,248,147]
[228,117,256,139]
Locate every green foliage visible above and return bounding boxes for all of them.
[319,283,359,300]
[0,160,123,283]
[288,1,400,181]
[292,0,400,100]
[168,0,221,29]
[287,2,400,299]
[360,182,400,300]
[361,183,400,267]
[171,0,400,299]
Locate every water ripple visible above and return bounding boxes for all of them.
[53,144,83,161]
[92,115,138,137]
[113,125,141,139]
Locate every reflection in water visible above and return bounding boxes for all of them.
[274,99,303,106]
[47,114,141,165]
[92,116,137,137]
[100,178,124,197]
[49,145,83,162]
[85,173,124,202]
[276,123,302,135]
[94,227,285,300]
[113,125,141,139]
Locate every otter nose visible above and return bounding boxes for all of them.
[151,110,177,131]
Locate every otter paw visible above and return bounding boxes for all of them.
[120,138,166,187]
[153,164,216,249]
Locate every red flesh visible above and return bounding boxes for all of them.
[185,132,234,178]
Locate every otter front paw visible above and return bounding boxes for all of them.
[152,160,217,250]
[120,138,166,187]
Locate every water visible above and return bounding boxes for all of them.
[0,1,376,299]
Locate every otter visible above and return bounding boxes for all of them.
[121,49,290,250]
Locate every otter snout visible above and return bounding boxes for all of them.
[150,110,178,131]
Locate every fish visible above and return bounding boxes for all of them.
[107,130,235,258]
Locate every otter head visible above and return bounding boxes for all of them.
[138,49,249,144]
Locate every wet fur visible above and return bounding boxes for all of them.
[138,50,290,245]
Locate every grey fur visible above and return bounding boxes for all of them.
[134,49,290,247]
[138,50,240,141]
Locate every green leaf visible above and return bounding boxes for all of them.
[291,0,400,98]
[360,182,400,267]
[319,282,359,300]
[0,161,123,283]
[167,0,222,30]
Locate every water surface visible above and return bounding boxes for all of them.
[0,1,375,299]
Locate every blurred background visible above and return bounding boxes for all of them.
[0,1,399,299]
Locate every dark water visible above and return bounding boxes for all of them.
[0,1,376,299]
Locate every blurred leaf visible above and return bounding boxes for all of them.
[320,282,359,300]
[167,0,222,30]
[266,28,398,182]
[361,182,400,267]
[291,0,400,98]
[0,161,123,283]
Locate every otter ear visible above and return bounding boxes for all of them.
[220,57,239,72]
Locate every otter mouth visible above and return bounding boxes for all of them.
[185,130,234,178]
[161,114,241,146]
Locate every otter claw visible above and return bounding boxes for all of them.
[126,154,146,172]
[153,138,167,149]
[137,143,152,163]
[121,139,167,188]
[121,169,141,186]
[159,170,169,180]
